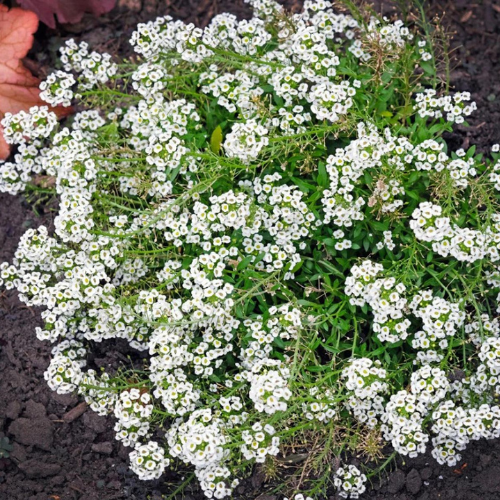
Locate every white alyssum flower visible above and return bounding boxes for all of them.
[44,353,83,394]
[40,71,76,107]
[415,89,477,124]
[2,1,499,496]
[114,389,154,447]
[381,390,429,457]
[167,409,228,469]
[241,422,280,462]
[247,364,292,414]
[129,440,169,480]
[341,358,389,427]
[334,464,367,499]
[223,119,269,163]
[302,386,337,422]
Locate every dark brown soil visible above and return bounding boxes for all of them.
[0,1,499,499]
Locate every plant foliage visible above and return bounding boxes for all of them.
[1,0,499,498]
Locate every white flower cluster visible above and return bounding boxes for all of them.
[381,389,430,457]
[2,0,496,497]
[347,15,418,61]
[39,70,76,107]
[302,386,337,422]
[334,464,367,499]
[240,304,301,364]
[2,105,58,145]
[223,119,269,164]
[44,349,84,394]
[0,106,60,194]
[167,409,228,468]
[344,259,384,304]
[472,336,500,395]
[366,18,414,48]
[376,231,396,252]
[200,65,263,118]
[341,358,389,427]
[241,422,280,462]
[410,291,465,340]
[322,123,383,227]
[247,364,292,414]
[345,261,410,343]
[410,291,465,364]
[415,89,477,124]
[129,440,169,480]
[410,365,450,406]
[120,97,201,197]
[370,276,411,343]
[369,178,405,213]
[321,124,477,247]
[165,408,243,497]
[195,463,239,499]
[410,141,476,189]
[431,401,500,466]
[410,202,499,263]
[79,369,117,416]
[490,166,500,195]
[465,313,500,346]
[114,389,153,447]
[60,39,117,90]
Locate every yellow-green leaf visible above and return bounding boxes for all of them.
[210,125,223,154]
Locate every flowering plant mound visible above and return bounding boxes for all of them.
[1,0,499,498]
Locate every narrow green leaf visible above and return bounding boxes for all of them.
[317,161,328,187]
[210,125,223,154]
[237,255,254,270]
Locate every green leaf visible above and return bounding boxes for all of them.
[237,255,254,270]
[381,72,393,84]
[371,220,389,232]
[465,145,476,159]
[319,260,345,279]
[210,125,223,154]
[317,161,328,187]
[406,190,420,201]
[292,177,316,192]
[420,61,435,75]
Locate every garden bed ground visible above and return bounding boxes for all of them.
[0,0,499,499]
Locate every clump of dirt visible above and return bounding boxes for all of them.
[429,0,500,152]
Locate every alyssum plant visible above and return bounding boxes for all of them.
[1,0,499,498]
